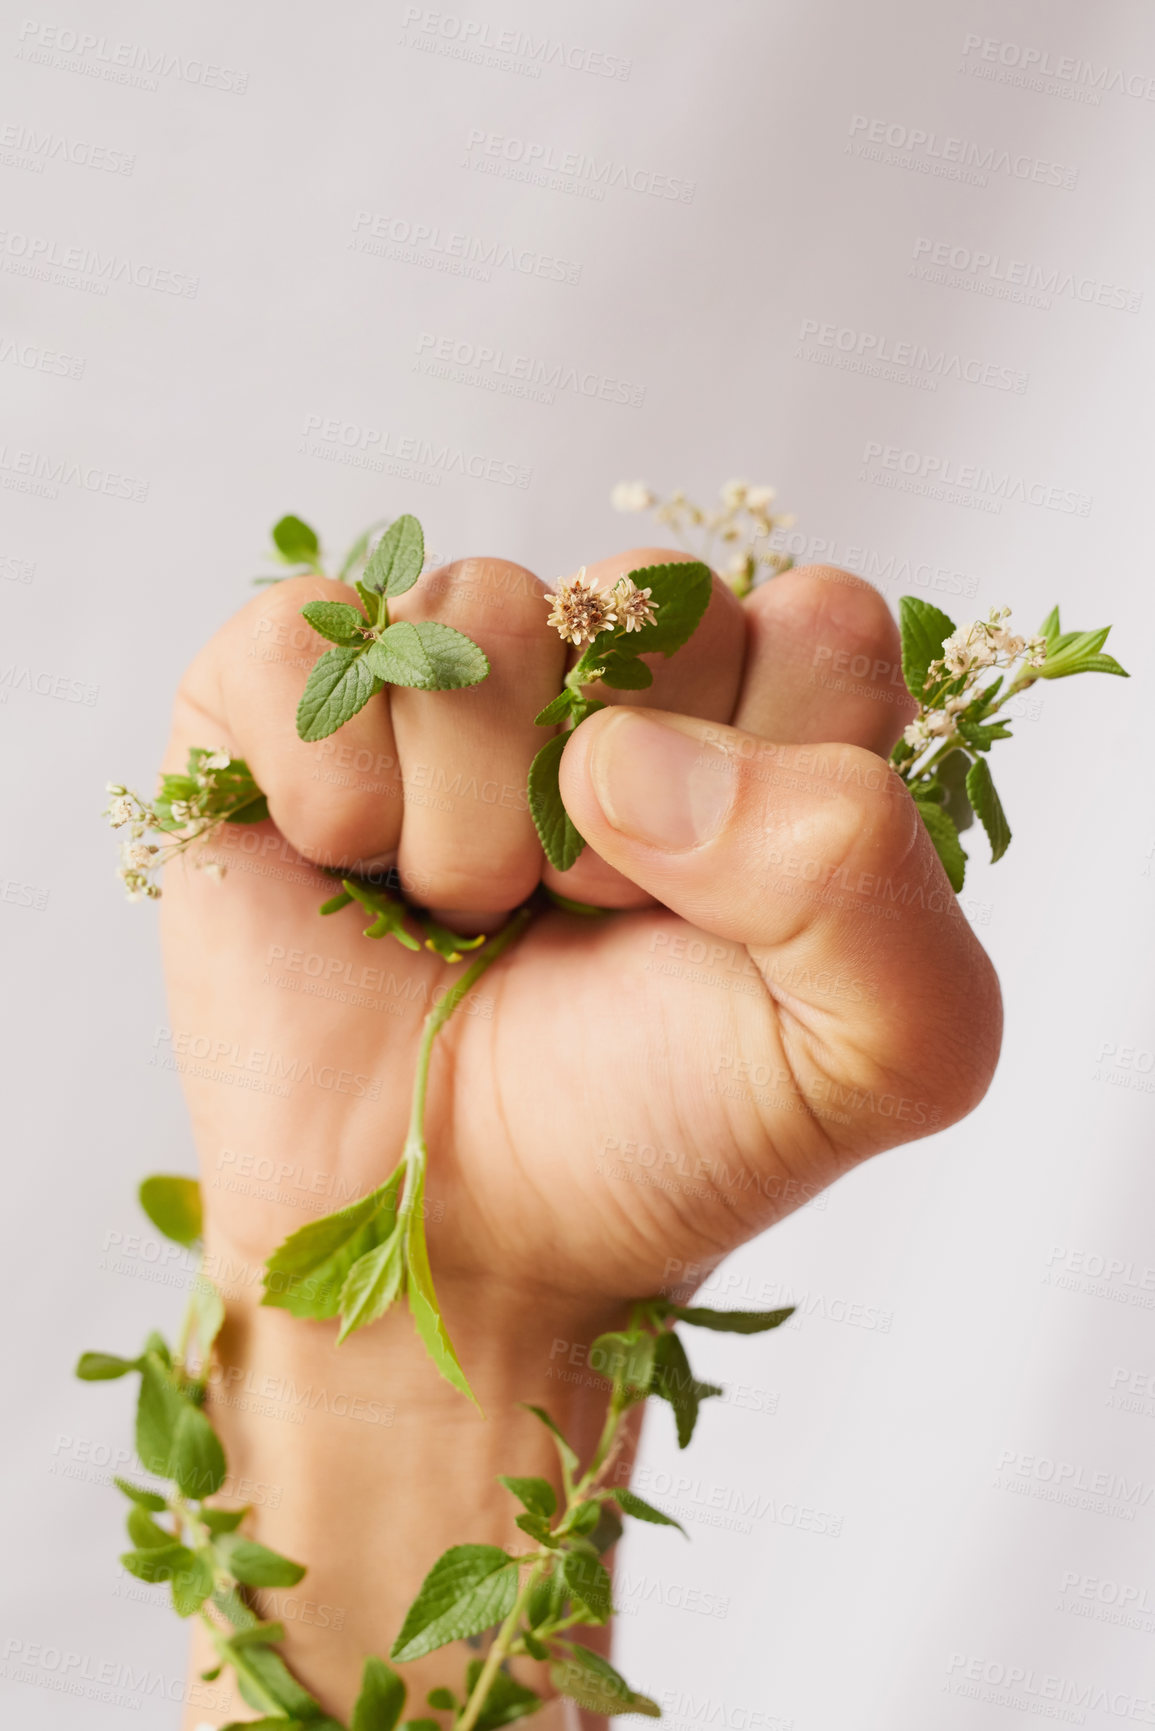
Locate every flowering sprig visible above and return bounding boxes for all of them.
[892,599,1129,889]
[104,750,268,900]
[612,478,795,596]
[528,560,712,871]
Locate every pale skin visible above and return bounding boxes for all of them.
[161,550,1002,1727]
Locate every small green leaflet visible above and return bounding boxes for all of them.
[262,1173,403,1320]
[549,1645,660,1717]
[915,799,968,892]
[615,1487,686,1534]
[135,1351,187,1477]
[528,732,586,872]
[272,515,319,565]
[202,1505,248,1535]
[561,1548,613,1622]
[76,1351,139,1381]
[301,599,367,646]
[351,1656,407,1731]
[219,1632,325,1721]
[173,1549,215,1617]
[671,1304,795,1334]
[337,1227,406,1343]
[521,1403,579,1479]
[171,1402,227,1499]
[499,1475,557,1519]
[113,1476,166,1510]
[121,1541,194,1586]
[534,690,576,727]
[187,1275,226,1362]
[405,1165,478,1407]
[460,1660,540,1731]
[1035,610,1129,679]
[364,514,425,599]
[126,1504,170,1548]
[341,878,421,949]
[364,620,488,690]
[651,1331,722,1450]
[956,718,1013,751]
[139,1174,202,1246]
[216,1534,306,1587]
[594,652,653,690]
[296,645,382,742]
[965,756,1011,862]
[420,916,486,963]
[898,596,956,701]
[390,1544,518,1662]
[590,1329,656,1397]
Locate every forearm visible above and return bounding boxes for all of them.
[182,1240,636,1726]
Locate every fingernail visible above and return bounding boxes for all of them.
[587,712,736,850]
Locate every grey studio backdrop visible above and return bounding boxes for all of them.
[2,2,1154,1727]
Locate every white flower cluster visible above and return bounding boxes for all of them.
[902,607,1047,752]
[104,749,235,901]
[544,568,657,647]
[611,478,795,595]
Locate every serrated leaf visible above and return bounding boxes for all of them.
[301,599,368,646]
[898,596,956,701]
[461,1658,540,1730]
[296,645,380,742]
[365,620,488,690]
[528,732,585,872]
[651,1331,722,1450]
[114,1476,167,1510]
[272,515,319,563]
[615,1487,686,1534]
[390,1545,517,1662]
[534,690,577,727]
[549,1646,659,1717]
[76,1351,139,1381]
[217,1535,306,1588]
[499,1475,557,1519]
[337,1227,406,1343]
[139,1175,202,1246]
[352,1656,407,1731]
[956,719,1013,750]
[671,1305,795,1334]
[595,651,653,690]
[171,1401,226,1498]
[364,620,434,685]
[364,514,424,598]
[561,1548,613,1622]
[405,1166,477,1406]
[916,799,967,891]
[515,1511,556,1546]
[262,1173,403,1319]
[933,747,975,833]
[965,755,1011,863]
[172,1548,215,1617]
[611,560,712,659]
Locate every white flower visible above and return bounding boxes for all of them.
[612,576,657,633]
[121,842,158,871]
[720,479,747,509]
[744,485,776,511]
[202,750,231,771]
[544,568,618,645]
[201,860,226,882]
[611,481,655,513]
[106,796,136,829]
[169,799,193,823]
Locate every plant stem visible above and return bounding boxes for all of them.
[456,1559,546,1731]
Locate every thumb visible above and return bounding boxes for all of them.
[558,707,1001,1142]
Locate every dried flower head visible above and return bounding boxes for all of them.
[611,576,657,634]
[544,568,618,646]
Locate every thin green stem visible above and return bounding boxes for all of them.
[456,1557,547,1731]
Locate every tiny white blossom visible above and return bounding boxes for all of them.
[721,479,747,509]
[611,481,655,513]
[612,576,657,633]
[202,750,231,771]
[544,568,618,646]
[106,796,137,829]
[745,485,776,511]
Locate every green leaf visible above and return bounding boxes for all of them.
[1066,652,1128,677]
[671,1305,795,1334]
[202,1505,248,1535]
[221,1635,324,1721]
[172,1548,215,1617]
[515,1512,557,1547]
[934,747,976,833]
[296,645,380,743]
[138,1174,202,1246]
[337,1227,406,1343]
[127,1504,172,1548]
[352,1656,407,1731]
[588,1504,624,1555]
[915,799,967,892]
[405,1166,477,1406]
[528,732,585,872]
[595,651,653,690]
[342,878,421,949]
[121,1542,194,1586]
[426,1688,457,1712]
[1038,604,1061,646]
[228,1620,287,1649]
[272,514,319,564]
[499,1476,557,1519]
[135,1352,186,1477]
[521,1405,579,1479]
[560,1548,613,1623]
[319,887,355,917]
[590,1330,656,1397]
[561,1500,600,1537]
[898,596,956,700]
[390,1545,517,1662]
[611,560,712,659]
[356,579,384,625]
[364,514,424,598]
[301,599,368,646]
[651,1331,722,1450]
[615,1488,687,1534]
[217,1535,306,1588]
[113,1476,167,1510]
[171,1401,227,1498]
[461,1659,540,1730]
[364,620,433,686]
[263,1173,403,1319]
[76,1351,139,1381]
[549,1646,660,1717]
[956,719,1013,751]
[534,690,577,727]
[965,756,1012,863]
[187,1275,226,1361]
[220,1722,314,1731]
[365,620,488,690]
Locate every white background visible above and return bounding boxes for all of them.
[2,2,1153,1727]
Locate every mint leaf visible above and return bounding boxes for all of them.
[612,560,712,658]
[965,756,1011,863]
[364,514,424,598]
[898,596,956,701]
[352,1656,407,1731]
[341,878,422,949]
[916,799,967,891]
[406,1166,478,1406]
[337,1227,406,1343]
[549,1646,660,1717]
[498,1476,557,1519]
[301,599,368,646]
[534,690,577,727]
[171,1401,226,1498]
[365,620,488,690]
[76,1351,139,1381]
[296,645,380,742]
[113,1476,166,1510]
[364,620,434,685]
[217,1535,306,1588]
[614,1488,686,1534]
[139,1174,202,1246]
[528,733,585,872]
[521,1404,579,1479]
[263,1174,403,1319]
[651,1331,721,1450]
[594,652,653,690]
[272,515,319,564]
[390,1545,517,1662]
[671,1305,795,1333]
[461,1658,540,1730]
